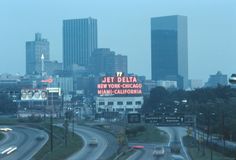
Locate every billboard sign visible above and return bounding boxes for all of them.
[145,114,194,126]
[21,89,47,101]
[97,72,142,95]
[127,113,141,123]
[46,87,61,96]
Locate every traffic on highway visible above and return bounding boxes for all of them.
[0,126,48,160]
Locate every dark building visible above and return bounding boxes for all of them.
[26,33,49,75]
[44,60,63,76]
[115,54,128,75]
[151,15,188,89]
[63,18,97,70]
[90,48,128,75]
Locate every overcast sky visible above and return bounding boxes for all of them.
[0,0,235,82]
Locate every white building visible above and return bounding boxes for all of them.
[188,79,203,90]
[96,96,143,114]
[156,80,177,88]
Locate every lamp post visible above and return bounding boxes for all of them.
[199,111,215,159]
[199,112,206,156]
[209,112,215,160]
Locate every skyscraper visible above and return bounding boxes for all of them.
[151,15,188,89]
[26,33,49,75]
[63,18,97,70]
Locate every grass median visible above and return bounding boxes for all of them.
[0,132,4,141]
[183,136,235,160]
[127,124,169,143]
[33,123,83,160]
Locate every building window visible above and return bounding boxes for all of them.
[126,101,132,105]
[135,101,142,105]
[98,108,105,112]
[108,102,114,105]
[135,108,141,112]
[99,102,105,105]
[126,108,133,112]
[117,108,124,112]
[117,101,123,105]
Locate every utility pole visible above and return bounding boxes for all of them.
[222,111,225,154]
[72,92,75,137]
[50,109,53,152]
[50,91,54,152]
[64,118,68,147]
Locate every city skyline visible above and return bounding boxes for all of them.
[0,0,235,82]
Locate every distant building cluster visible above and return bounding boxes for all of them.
[205,71,228,87]
[1,15,231,119]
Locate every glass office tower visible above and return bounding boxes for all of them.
[151,15,188,89]
[63,18,97,70]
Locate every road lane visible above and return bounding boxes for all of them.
[159,127,191,160]
[67,125,118,160]
[0,126,48,160]
[127,127,191,160]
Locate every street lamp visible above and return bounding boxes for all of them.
[198,111,215,159]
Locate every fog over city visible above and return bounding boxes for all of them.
[0,0,235,81]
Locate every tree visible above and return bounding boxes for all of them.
[0,93,17,114]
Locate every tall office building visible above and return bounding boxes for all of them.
[26,33,49,75]
[63,18,97,70]
[151,15,188,89]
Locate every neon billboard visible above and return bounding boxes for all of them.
[97,73,142,95]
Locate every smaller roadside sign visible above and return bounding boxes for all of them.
[144,114,195,126]
[127,113,141,123]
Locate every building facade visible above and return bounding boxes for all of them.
[44,60,63,76]
[90,48,128,75]
[188,79,204,90]
[96,96,143,114]
[115,54,128,75]
[26,33,49,75]
[63,18,97,70]
[151,15,188,89]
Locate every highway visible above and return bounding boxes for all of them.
[127,127,190,160]
[0,125,48,160]
[67,125,118,160]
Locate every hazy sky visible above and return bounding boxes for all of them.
[0,0,235,82]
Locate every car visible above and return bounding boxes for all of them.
[171,154,185,160]
[88,138,98,146]
[0,128,12,132]
[132,145,144,149]
[36,134,45,141]
[170,141,181,154]
[153,146,165,157]
[0,145,17,157]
